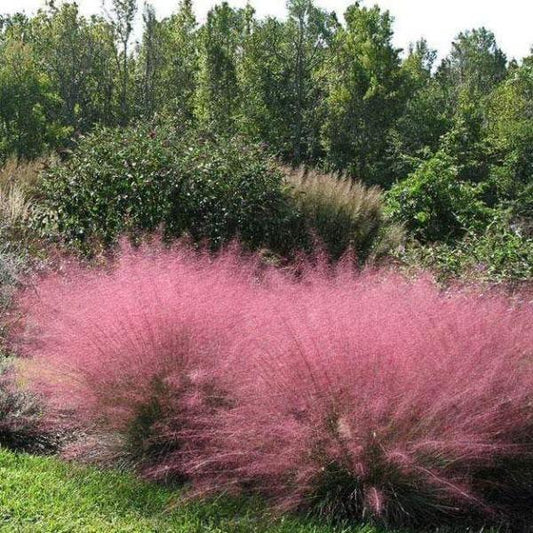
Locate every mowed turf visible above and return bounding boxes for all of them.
[0,448,379,533]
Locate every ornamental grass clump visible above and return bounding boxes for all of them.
[284,166,404,261]
[16,240,259,478]
[0,358,52,453]
[16,242,533,527]
[188,264,533,528]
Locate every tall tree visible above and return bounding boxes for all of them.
[195,2,248,131]
[438,28,507,97]
[390,39,452,178]
[137,3,163,117]
[106,0,137,123]
[239,0,337,161]
[31,2,118,130]
[159,0,198,120]
[486,55,533,215]
[0,37,66,160]
[321,2,405,186]
[286,0,337,162]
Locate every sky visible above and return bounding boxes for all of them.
[2,0,532,61]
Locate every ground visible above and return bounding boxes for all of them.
[0,448,380,533]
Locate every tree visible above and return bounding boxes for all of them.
[239,0,337,161]
[31,3,119,130]
[321,2,405,186]
[0,38,67,160]
[285,0,337,162]
[105,0,137,123]
[390,40,452,175]
[158,0,198,120]
[136,3,162,117]
[486,57,533,217]
[194,2,249,131]
[437,27,507,97]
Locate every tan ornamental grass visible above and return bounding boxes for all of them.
[283,166,404,261]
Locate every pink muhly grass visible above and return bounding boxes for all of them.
[16,240,259,478]
[187,265,533,527]
[15,241,533,527]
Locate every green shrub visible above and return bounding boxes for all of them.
[34,123,406,264]
[34,123,298,253]
[285,167,404,261]
[398,212,533,284]
[386,152,491,243]
[165,135,298,253]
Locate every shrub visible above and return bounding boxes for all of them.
[17,243,533,527]
[398,212,533,285]
[34,124,297,254]
[0,358,51,452]
[386,151,492,243]
[284,167,404,262]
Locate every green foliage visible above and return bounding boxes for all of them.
[320,3,405,186]
[136,0,198,120]
[107,0,137,123]
[392,41,452,177]
[399,213,533,284]
[164,134,298,252]
[0,448,382,533]
[35,123,297,252]
[239,2,337,163]
[437,28,507,97]
[0,38,69,160]
[386,152,491,243]
[195,3,249,132]
[34,121,405,262]
[31,3,119,130]
[486,61,533,217]
[0,1,530,277]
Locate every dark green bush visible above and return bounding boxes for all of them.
[34,123,298,253]
[386,152,492,243]
[34,122,409,264]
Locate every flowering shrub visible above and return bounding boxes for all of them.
[17,242,533,527]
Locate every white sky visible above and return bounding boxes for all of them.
[2,0,532,61]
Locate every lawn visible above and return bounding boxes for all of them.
[0,448,379,533]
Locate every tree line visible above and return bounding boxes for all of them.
[1,0,531,201]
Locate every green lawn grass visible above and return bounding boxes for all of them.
[0,448,380,533]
